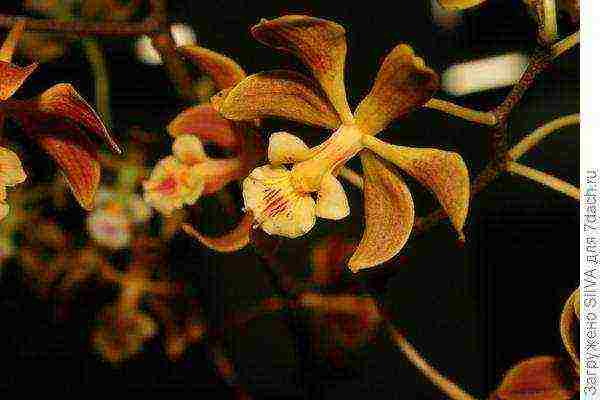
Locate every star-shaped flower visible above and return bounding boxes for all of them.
[212,15,470,271]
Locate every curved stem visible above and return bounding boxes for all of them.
[81,38,112,129]
[508,113,579,160]
[425,98,497,126]
[387,324,479,400]
[0,14,161,36]
[506,161,579,200]
[551,31,580,59]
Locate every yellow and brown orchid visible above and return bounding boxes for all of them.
[0,21,120,213]
[212,15,470,271]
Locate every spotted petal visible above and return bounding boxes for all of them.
[213,70,342,129]
[316,174,349,220]
[362,135,469,239]
[178,45,246,90]
[251,15,352,122]
[0,61,37,101]
[268,131,310,165]
[354,44,439,137]
[167,104,240,150]
[349,151,414,271]
[243,165,316,239]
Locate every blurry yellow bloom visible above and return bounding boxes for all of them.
[87,208,131,250]
[92,305,158,364]
[143,155,204,216]
[0,146,26,221]
[143,134,242,215]
[86,188,152,249]
[0,146,26,186]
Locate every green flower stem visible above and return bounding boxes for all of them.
[81,38,112,129]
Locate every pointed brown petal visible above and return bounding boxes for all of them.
[348,151,414,272]
[362,135,469,239]
[560,288,580,370]
[168,104,240,150]
[20,117,100,210]
[213,70,342,129]
[0,61,37,100]
[182,211,254,253]
[0,20,26,62]
[437,0,488,10]
[37,83,121,154]
[251,15,352,122]
[178,45,246,90]
[354,44,439,136]
[492,356,577,400]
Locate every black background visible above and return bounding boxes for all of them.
[0,0,579,398]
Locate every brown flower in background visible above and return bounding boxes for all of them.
[0,21,120,211]
[490,288,580,399]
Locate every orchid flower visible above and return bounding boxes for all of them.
[145,45,263,250]
[0,21,120,211]
[212,15,470,271]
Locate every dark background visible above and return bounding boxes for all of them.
[0,0,579,398]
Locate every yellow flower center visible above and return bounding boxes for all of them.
[290,123,363,193]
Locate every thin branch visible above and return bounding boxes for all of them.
[506,161,579,200]
[150,32,197,102]
[508,113,580,160]
[0,0,168,37]
[551,31,580,59]
[0,15,161,37]
[387,324,479,400]
[412,39,577,240]
[81,38,113,129]
[424,99,497,126]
